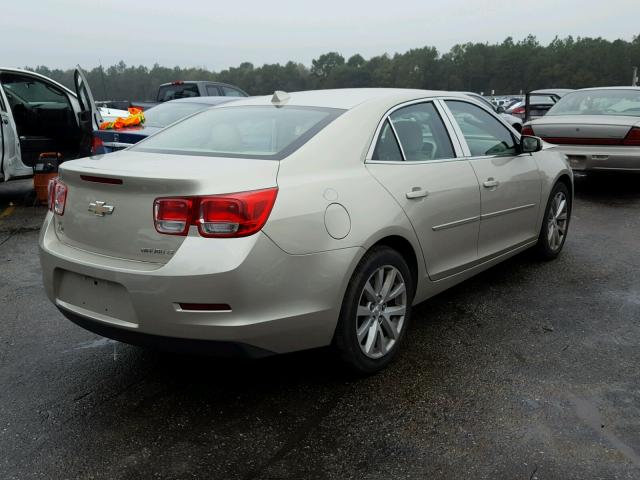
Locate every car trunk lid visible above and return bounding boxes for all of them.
[55,151,279,263]
[529,115,640,144]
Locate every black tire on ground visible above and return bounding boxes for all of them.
[333,246,415,375]
[535,181,571,260]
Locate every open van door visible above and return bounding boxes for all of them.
[0,81,29,181]
[74,66,103,157]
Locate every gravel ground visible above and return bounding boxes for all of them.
[1,174,639,479]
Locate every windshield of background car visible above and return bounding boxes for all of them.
[547,90,640,117]
[157,84,199,102]
[132,105,344,159]
[143,102,211,128]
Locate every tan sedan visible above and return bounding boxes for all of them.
[40,89,573,373]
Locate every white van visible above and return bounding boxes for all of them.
[0,67,102,182]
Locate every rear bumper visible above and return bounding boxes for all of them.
[550,145,640,172]
[39,212,362,354]
[61,309,274,358]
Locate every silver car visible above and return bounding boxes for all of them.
[523,87,640,173]
[39,89,573,373]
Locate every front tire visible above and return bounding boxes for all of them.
[535,182,571,260]
[334,246,415,374]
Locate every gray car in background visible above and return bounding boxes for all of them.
[523,87,640,173]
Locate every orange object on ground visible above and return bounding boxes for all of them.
[34,173,58,205]
[33,152,62,205]
[99,107,145,130]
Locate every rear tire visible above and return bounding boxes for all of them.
[334,246,415,375]
[535,182,571,260]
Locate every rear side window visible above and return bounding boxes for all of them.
[133,105,344,160]
[389,102,455,161]
[372,120,403,161]
[446,100,517,157]
[206,85,221,96]
[157,84,199,102]
[221,86,246,97]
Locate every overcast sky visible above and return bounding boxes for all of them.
[2,0,637,71]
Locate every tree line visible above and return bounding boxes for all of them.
[29,34,640,102]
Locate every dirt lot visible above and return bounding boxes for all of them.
[1,175,639,479]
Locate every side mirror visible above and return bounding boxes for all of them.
[496,106,505,114]
[520,135,543,153]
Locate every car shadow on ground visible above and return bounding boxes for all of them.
[574,172,640,203]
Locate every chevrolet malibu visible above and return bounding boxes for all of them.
[40,89,573,373]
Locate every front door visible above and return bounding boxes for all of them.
[0,83,28,181]
[74,66,103,157]
[366,100,481,281]
[443,99,542,259]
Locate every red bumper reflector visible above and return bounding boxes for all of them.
[178,303,231,312]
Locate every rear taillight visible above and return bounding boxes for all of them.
[154,198,194,235]
[521,125,535,136]
[48,177,67,215]
[91,135,104,155]
[512,106,525,115]
[153,188,278,238]
[622,127,640,146]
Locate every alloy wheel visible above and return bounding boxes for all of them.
[356,265,407,359]
[547,191,568,251]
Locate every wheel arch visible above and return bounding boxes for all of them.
[369,235,420,289]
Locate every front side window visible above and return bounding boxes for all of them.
[388,102,455,161]
[446,100,517,157]
[547,89,640,117]
[132,105,343,160]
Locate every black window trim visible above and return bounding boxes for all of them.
[367,98,464,164]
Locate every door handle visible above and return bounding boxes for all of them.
[406,187,429,199]
[483,178,499,189]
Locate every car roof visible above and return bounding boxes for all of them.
[165,97,240,105]
[220,88,469,110]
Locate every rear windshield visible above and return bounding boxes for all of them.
[132,105,344,160]
[143,102,211,128]
[157,84,199,102]
[547,89,640,117]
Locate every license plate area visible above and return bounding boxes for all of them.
[55,270,137,326]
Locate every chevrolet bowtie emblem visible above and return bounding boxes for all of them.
[88,201,115,216]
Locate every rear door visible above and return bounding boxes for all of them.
[366,100,481,281]
[74,66,103,157]
[0,80,29,180]
[442,99,542,260]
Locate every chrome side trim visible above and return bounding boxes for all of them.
[481,203,536,220]
[432,215,480,231]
